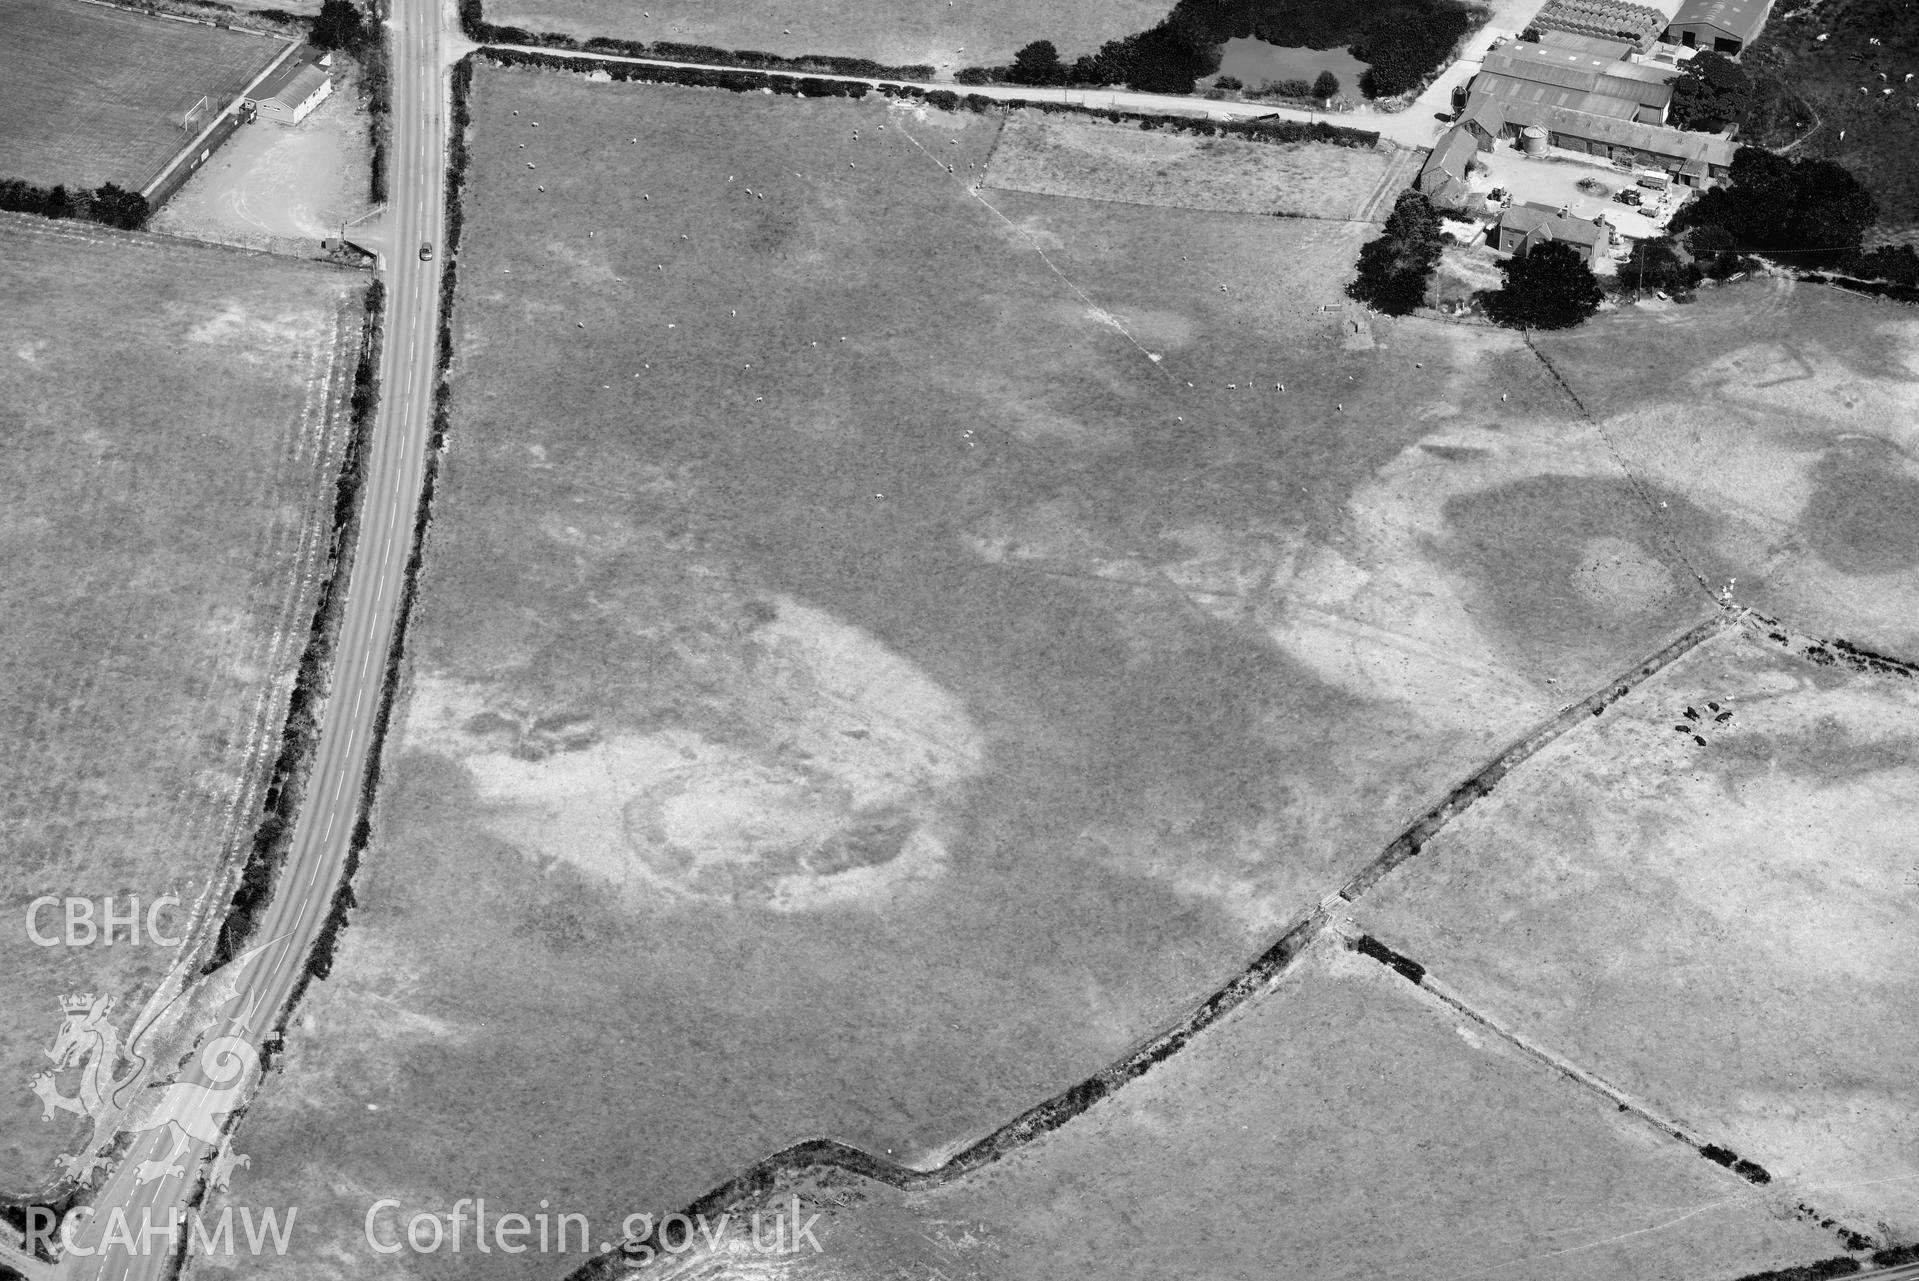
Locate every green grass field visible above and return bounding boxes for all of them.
[568,942,1843,1280]
[0,0,288,190]
[1356,627,1919,1239]
[0,216,363,1195]
[182,65,1759,1279]
[982,112,1413,218]
[486,0,1169,68]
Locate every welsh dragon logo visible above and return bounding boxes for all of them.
[28,938,284,1192]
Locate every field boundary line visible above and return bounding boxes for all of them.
[1335,927,1885,1254]
[1741,608,1919,680]
[967,178,1399,225]
[1521,332,1721,603]
[563,611,1736,1278]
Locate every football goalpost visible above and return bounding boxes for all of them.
[178,94,210,133]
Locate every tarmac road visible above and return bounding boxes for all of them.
[28,1,449,1277]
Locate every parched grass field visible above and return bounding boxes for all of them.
[486,0,1169,69]
[0,0,288,191]
[189,66,1757,1279]
[982,111,1411,218]
[1356,627,1919,1239]
[1532,280,1919,659]
[594,943,1843,1280]
[0,216,363,1194]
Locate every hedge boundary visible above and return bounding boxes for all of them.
[559,615,1733,1277]
[474,46,1380,150]
[205,275,386,996]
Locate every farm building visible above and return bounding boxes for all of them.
[1663,0,1773,55]
[244,47,332,124]
[1478,43,1678,122]
[1526,0,1669,52]
[1462,90,1738,184]
[1416,125,1480,205]
[1494,202,1608,263]
[1459,95,1507,150]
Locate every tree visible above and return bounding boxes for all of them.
[1673,146,1878,263]
[310,0,366,50]
[1088,15,1219,94]
[1348,189,1444,315]
[1484,240,1603,329]
[89,182,149,230]
[1668,51,1753,131]
[1214,74,1243,90]
[1382,186,1441,244]
[1350,2,1474,98]
[1009,39,1066,85]
[1312,69,1340,99]
[1621,234,1700,293]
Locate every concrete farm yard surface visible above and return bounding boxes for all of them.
[483,0,1169,70]
[0,215,365,1194]
[176,67,1811,1279]
[0,0,289,192]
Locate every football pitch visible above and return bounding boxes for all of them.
[0,0,288,191]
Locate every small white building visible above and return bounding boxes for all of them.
[247,55,332,125]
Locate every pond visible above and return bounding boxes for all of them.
[1206,35,1371,93]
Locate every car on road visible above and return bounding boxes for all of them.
[419,241,433,261]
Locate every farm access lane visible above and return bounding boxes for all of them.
[40,1,450,1279]
[481,41,1465,151]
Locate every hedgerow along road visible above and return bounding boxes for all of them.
[37,2,450,1279]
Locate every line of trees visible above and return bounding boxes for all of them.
[474,47,1382,147]
[969,0,1476,96]
[457,2,937,79]
[457,0,1474,99]
[305,0,390,202]
[211,276,384,974]
[0,179,149,229]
